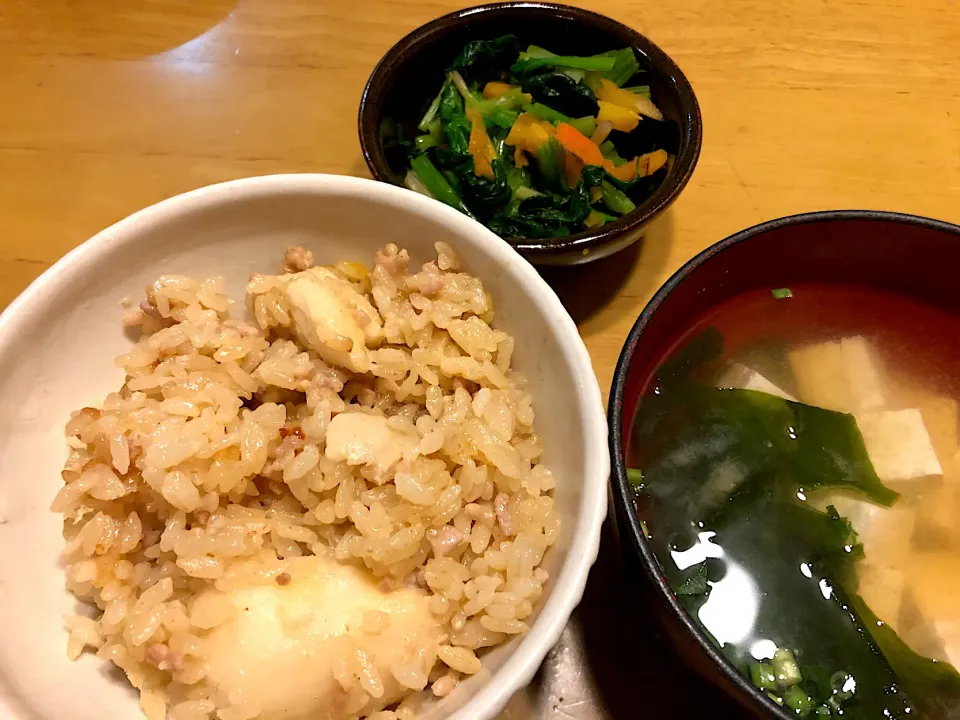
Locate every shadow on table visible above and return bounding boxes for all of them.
[499,521,744,719]
[537,209,675,327]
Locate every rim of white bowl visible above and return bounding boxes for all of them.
[0,173,609,720]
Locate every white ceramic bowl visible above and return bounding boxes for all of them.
[0,174,608,720]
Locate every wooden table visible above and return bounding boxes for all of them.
[1,0,958,716]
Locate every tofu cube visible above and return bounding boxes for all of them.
[857,563,906,631]
[914,451,960,549]
[817,492,916,568]
[788,336,886,413]
[719,363,796,400]
[891,383,959,462]
[855,409,942,484]
[904,552,960,664]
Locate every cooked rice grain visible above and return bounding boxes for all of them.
[54,242,558,719]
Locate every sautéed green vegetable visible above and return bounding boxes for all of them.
[395,35,673,238]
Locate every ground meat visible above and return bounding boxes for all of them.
[375,243,410,276]
[428,526,465,557]
[145,643,182,671]
[139,298,165,321]
[283,245,315,273]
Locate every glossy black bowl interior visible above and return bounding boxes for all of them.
[358,2,702,266]
[607,210,960,718]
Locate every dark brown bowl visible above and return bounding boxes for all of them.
[607,210,960,718]
[358,2,702,266]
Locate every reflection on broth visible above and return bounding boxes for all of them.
[628,284,960,718]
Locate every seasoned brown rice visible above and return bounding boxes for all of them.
[52,242,558,720]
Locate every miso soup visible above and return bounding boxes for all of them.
[628,283,960,718]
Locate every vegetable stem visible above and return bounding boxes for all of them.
[600,181,636,215]
[418,82,447,131]
[410,155,465,212]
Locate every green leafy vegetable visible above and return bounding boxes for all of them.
[626,467,643,489]
[510,45,617,79]
[601,47,641,87]
[400,35,671,239]
[438,82,470,156]
[450,35,520,82]
[520,71,599,119]
[772,287,794,299]
[459,158,512,210]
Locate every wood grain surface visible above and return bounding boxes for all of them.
[1,0,958,715]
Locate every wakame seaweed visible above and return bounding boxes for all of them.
[630,328,960,718]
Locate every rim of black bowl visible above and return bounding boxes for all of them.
[607,209,960,720]
[358,1,703,258]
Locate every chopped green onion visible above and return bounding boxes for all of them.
[768,692,784,705]
[773,648,803,688]
[815,707,832,717]
[626,468,643,489]
[640,519,651,538]
[771,287,793,299]
[750,662,778,691]
[601,181,636,215]
[410,155,465,212]
[829,671,856,702]
[783,685,814,716]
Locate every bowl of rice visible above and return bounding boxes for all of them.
[0,175,608,720]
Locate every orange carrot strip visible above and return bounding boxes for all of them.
[466,107,496,179]
[556,122,605,166]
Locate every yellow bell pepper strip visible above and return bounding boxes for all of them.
[564,151,584,188]
[597,100,640,132]
[556,122,605,167]
[596,78,664,121]
[637,149,670,176]
[466,107,497,180]
[590,186,603,203]
[514,146,529,168]
[483,81,519,99]
[504,112,555,155]
[605,157,639,182]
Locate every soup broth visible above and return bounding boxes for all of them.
[628,283,960,718]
